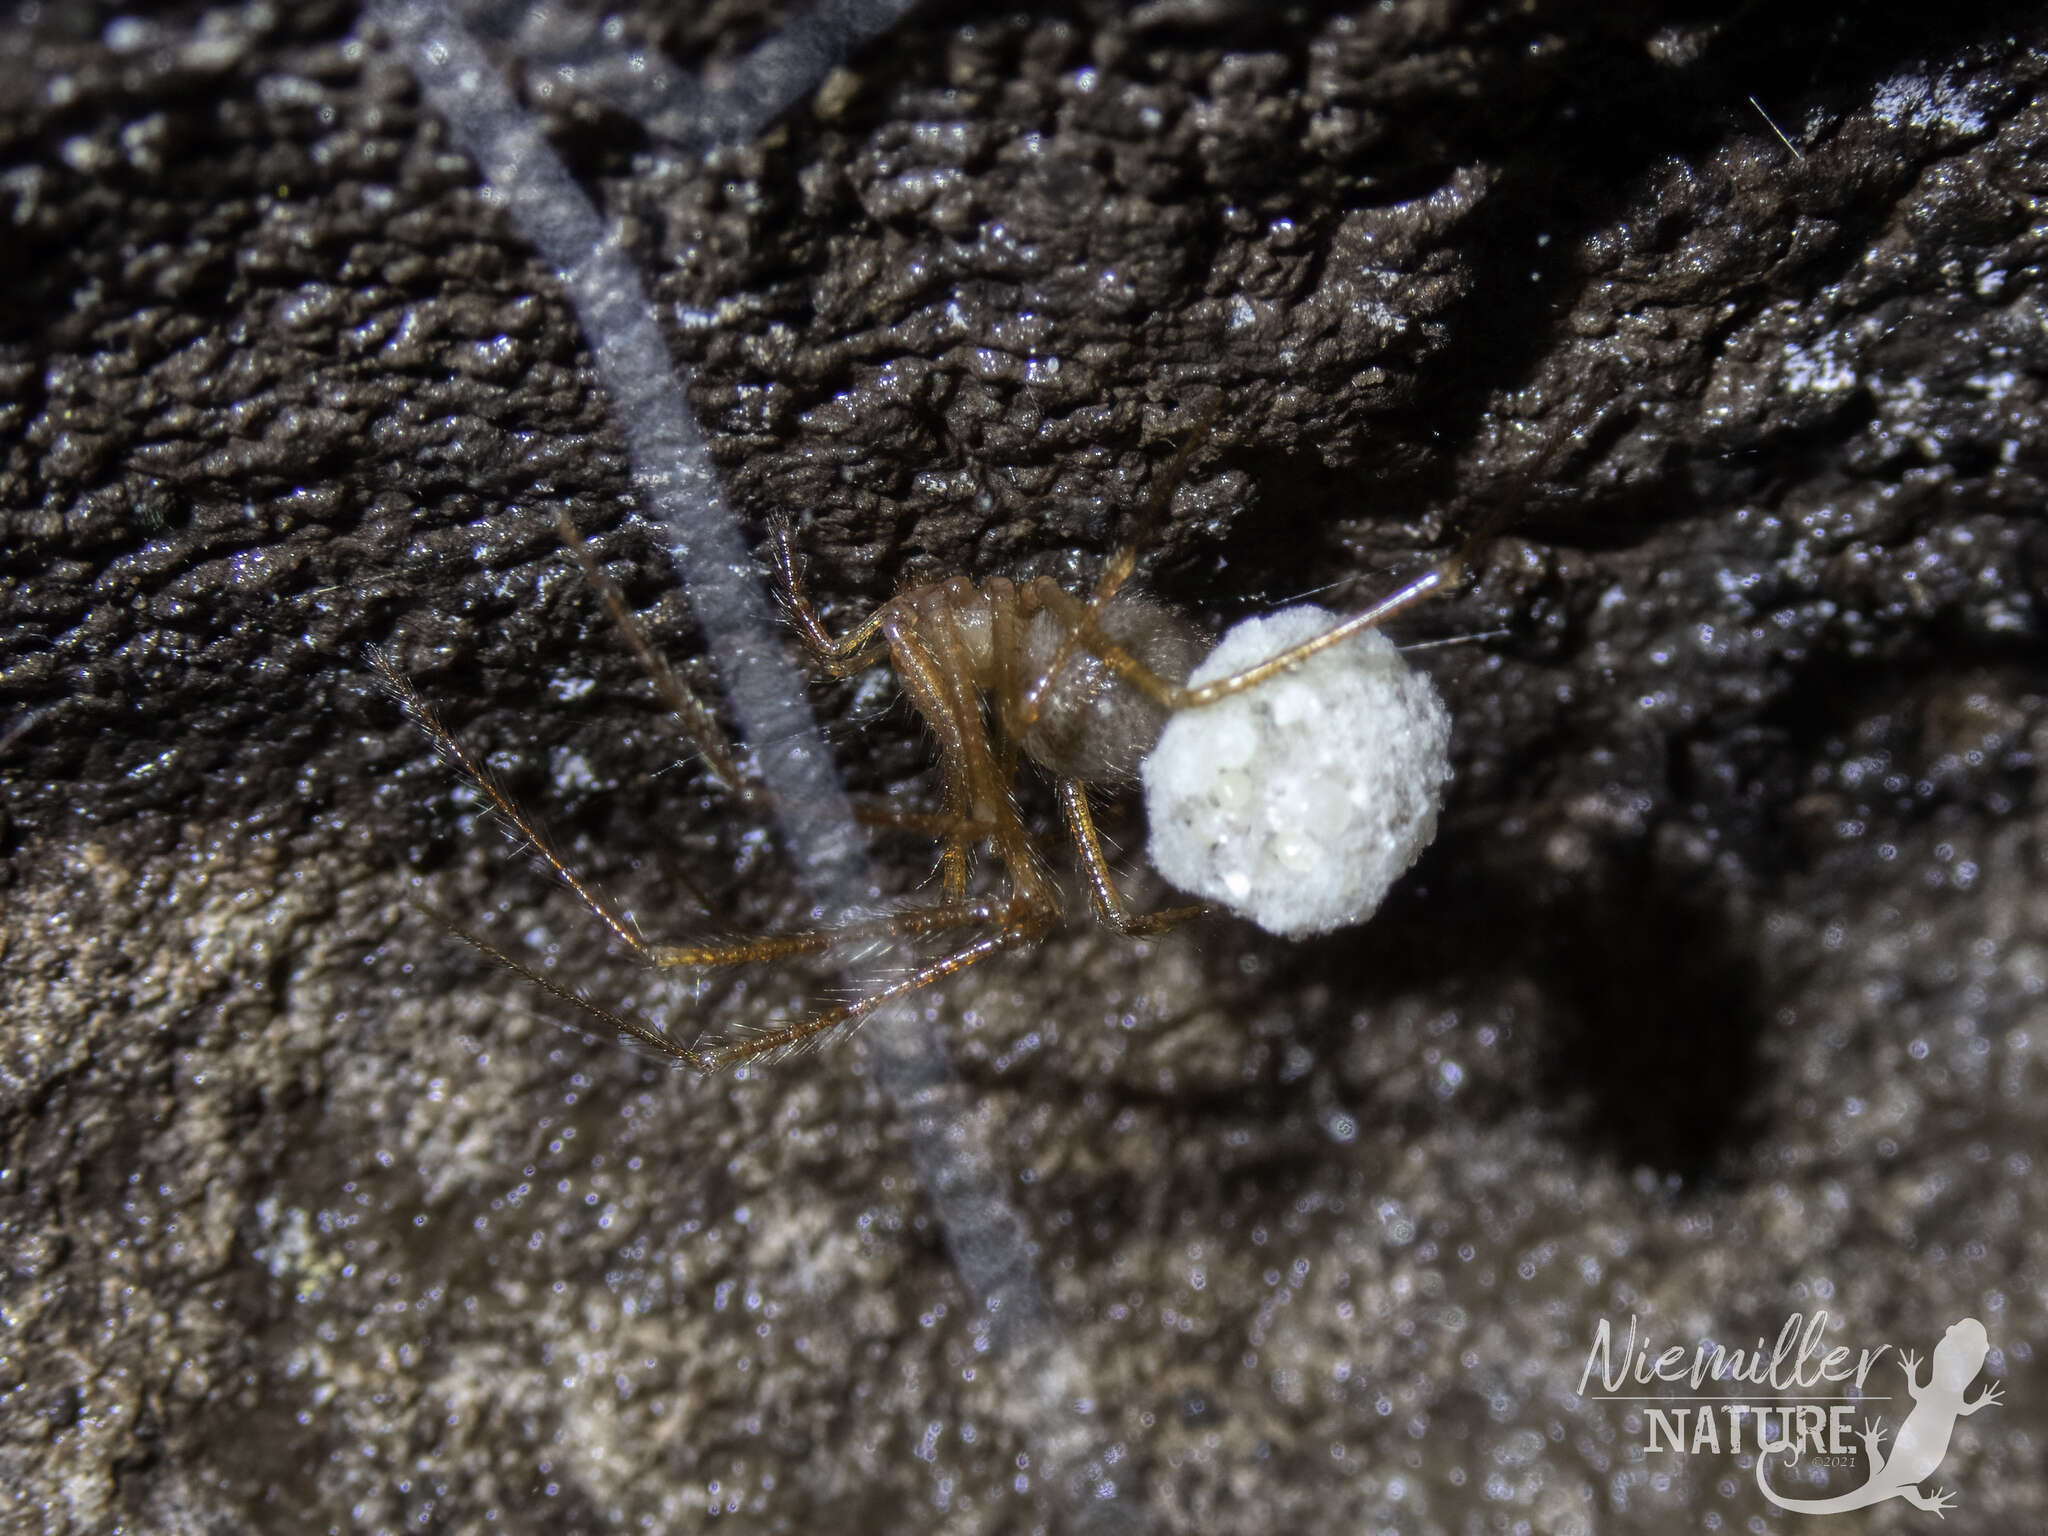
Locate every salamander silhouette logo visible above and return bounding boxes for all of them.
[1756,1317,2003,1518]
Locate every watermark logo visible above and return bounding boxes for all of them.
[1579,1311,2004,1519]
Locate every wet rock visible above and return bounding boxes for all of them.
[3,3,2045,1532]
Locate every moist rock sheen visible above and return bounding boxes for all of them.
[9,7,2048,1532]
[1142,606,1453,937]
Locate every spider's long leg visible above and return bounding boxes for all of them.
[430,907,709,1071]
[556,512,759,802]
[1172,559,1463,706]
[1057,780,1205,936]
[439,887,1041,1074]
[436,884,1048,1072]
[1028,553,1466,713]
[1088,392,1223,611]
[565,515,993,840]
[648,897,1026,968]
[1161,510,1510,706]
[881,614,991,904]
[768,521,1047,898]
[1017,396,1221,731]
[767,515,893,674]
[370,649,657,959]
[700,905,1056,1070]
[378,642,980,931]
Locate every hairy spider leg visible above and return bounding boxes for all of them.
[701,922,1051,1071]
[693,595,1065,1068]
[371,649,666,956]
[1028,556,1466,714]
[767,515,892,676]
[378,547,1049,1072]
[1016,395,1222,734]
[427,906,714,1072]
[1057,780,1204,937]
[374,648,738,1066]
[769,521,1004,881]
[563,512,973,845]
[383,619,995,945]
[888,606,985,904]
[545,518,1079,1067]
[649,897,1031,966]
[556,511,754,802]
[1009,396,1511,732]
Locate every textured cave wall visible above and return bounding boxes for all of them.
[4,1,2048,1532]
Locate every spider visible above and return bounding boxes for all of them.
[374,404,1475,1072]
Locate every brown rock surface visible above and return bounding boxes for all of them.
[4,2,2044,1531]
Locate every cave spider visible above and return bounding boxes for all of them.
[375,402,1473,1072]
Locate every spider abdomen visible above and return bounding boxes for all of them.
[1017,592,1207,785]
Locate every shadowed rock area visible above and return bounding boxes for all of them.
[4,1,2046,1531]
